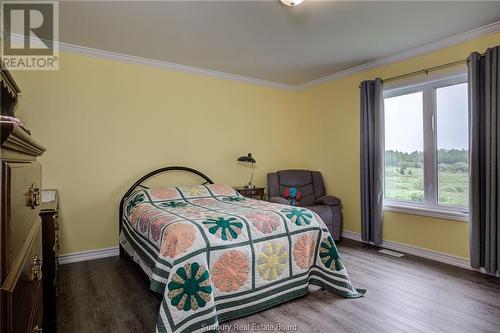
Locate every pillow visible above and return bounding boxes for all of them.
[147,184,239,200]
[283,187,302,206]
[205,184,239,196]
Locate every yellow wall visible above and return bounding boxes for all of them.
[11,32,500,258]
[297,32,500,259]
[13,52,300,254]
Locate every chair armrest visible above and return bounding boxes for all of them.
[269,197,290,205]
[315,195,341,206]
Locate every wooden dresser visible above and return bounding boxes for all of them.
[1,70,47,333]
[40,191,59,333]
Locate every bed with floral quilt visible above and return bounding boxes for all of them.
[120,181,364,333]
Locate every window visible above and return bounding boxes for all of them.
[383,75,469,221]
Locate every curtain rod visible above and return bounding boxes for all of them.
[382,52,486,84]
[382,59,465,84]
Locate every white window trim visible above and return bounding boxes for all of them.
[384,200,469,222]
[383,72,469,222]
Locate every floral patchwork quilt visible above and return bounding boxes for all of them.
[120,184,364,333]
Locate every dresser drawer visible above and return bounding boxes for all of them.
[1,221,43,333]
[1,161,42,279]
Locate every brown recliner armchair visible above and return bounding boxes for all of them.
[267,170,342,240]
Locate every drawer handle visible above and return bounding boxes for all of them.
[28,184,41,209]
[32,325,43,332]
[30,255,42,282]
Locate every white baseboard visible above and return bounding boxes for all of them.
[58,234,468,268]
[341,230,472,270]
[58,235,496,276]
[58,246,119,265]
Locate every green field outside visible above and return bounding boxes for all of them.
[385,166,468,207]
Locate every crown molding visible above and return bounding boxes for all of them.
[5,34,296,91]
[58,42,299,91]
[6,20,500,91]
[296,20,500,90]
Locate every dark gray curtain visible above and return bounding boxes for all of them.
[360,78,384,245]
[468,47,499,275]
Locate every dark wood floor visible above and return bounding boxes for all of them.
[57,240,500,333]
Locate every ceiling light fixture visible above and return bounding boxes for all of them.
[280,0,304,7]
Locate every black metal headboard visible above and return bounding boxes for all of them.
[118,166,214,234]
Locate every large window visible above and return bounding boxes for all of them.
[383,75,469,220]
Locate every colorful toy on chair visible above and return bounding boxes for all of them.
[284,187,302,206]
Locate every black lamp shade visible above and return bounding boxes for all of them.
[237,153,256,163]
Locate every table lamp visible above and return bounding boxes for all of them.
[237,153,256,189]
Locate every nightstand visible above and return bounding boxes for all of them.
[234,186,266,200]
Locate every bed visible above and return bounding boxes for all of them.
[119,166,364,333]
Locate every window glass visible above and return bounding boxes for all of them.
[436,83,469,207]
[384,91,424,202]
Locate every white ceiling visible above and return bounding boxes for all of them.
[59,1,500,85]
